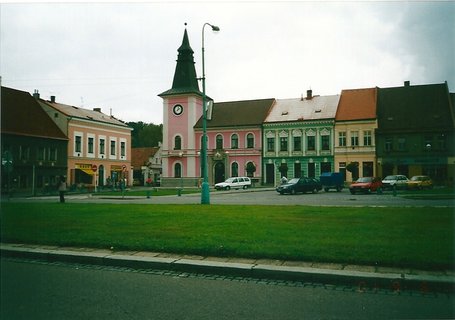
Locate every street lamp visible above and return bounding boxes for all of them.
[200,22,220,205]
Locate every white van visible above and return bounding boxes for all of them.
[214,177,252,190]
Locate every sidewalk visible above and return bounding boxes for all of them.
[1,242,453,294]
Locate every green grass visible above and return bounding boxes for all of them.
[1,203,453,270]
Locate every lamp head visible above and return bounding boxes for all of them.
[211,25,220,32]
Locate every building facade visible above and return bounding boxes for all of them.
[262,91,339,185]
[376,81,455,185]
[194,99,275,185]
[1,86,68,194]
[334,88,378,182]
[38,96,133,189]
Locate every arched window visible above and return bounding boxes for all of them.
[231,162,239,177]
[174,135,182,150]
[174,163,182,178]
[247,133,254,148]
[216,134,223,149]
[231,134,239,149]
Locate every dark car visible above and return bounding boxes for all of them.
[276,177,322,195]
[349,177,382,194]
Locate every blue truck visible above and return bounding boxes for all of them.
[319,172,344,192]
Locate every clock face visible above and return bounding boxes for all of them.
[173,104,183,116]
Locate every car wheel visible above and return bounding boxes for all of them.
[291,189,296,195]
[312,188,318,194]
[350,190,355,195]
[225,186,230,191]
[324,188,329,192]
[243,185,248,189]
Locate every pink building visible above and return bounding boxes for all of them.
[38,97,133,189]
[159,29,274,187]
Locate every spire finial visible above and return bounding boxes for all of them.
[184,22,187,27]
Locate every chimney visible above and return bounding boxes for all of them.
[404,81,410,87]
[306,89,313,99]
[33,90,40,99]
[50,96,56,103]
[93,108,102,112]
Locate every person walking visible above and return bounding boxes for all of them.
[58,176,67,203]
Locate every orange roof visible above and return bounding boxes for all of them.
[336,88,377,121]
[131,147,159,168]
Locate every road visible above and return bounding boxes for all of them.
[1,258,454,320]
[17,188,454,207]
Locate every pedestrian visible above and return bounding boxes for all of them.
[281,176,288,185]
[58,176,67,203]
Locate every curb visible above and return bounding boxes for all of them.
[1,244,453,294]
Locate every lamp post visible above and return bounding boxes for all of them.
[200,22,220,205]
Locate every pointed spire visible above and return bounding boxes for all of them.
[159,27,202,97]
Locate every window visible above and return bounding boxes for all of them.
[99,139,105,155]
[231,134,238,149]
[110,140,116,156]
[338,132,346,147]
[88,137,94,154]
[231,162,238,177]
[385,138,393,152]
[216,134,223,149]
[293,136,301,151]
[321,135,330,150]
[37,147,45,160]
[294,162,301,178]
[247,133,254,148]
[351,131,359,146]
[437,134,446,150]
[121,141,126,157]
[75,136,82,153]
[19,146,30,161]
[267,138,275,152]
[363,131,372,146]
[174,136,182,150]
[307,136,315,151]
[398,138,406,151]
[49,147,57,161]
[280,137,288,151]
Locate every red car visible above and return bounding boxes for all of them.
[349,177,382,194]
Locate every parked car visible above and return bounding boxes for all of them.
[349,177,382,194]
[215,177,251,190]
[381,175,409,190]
[276,177,322,195]
[319,172,344,192]
[407,175,433,190]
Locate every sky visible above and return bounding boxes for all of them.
[1,1,454,125]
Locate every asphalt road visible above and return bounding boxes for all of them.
[23,188,453,206]
[1,258,454,320]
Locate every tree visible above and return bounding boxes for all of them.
[127,122,162,147]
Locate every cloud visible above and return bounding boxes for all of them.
[1,2,453,125]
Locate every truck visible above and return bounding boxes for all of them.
[319,172,344,192]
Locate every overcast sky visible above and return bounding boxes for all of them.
[1,1,454,124]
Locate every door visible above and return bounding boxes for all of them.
[308,163,315,178]
[266,164,274,184]
[214,161,225,184]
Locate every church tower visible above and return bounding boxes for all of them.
[159,28,203,187]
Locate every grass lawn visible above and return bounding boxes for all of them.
[1,203,453,270]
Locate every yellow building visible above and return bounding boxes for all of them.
[334,88,378,182]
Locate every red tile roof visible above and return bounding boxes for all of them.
[1,86,67,140]
[131,147,159,168]
[336,88,377,121]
